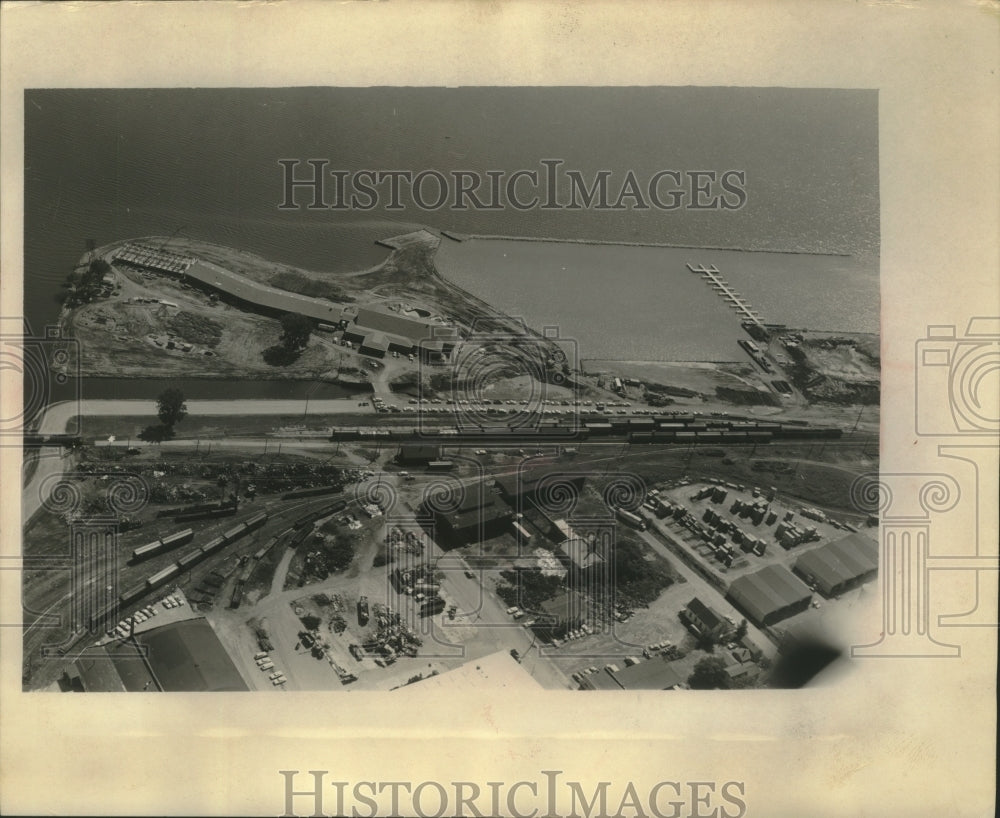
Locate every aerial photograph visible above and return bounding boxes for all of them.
[21,87,880,693]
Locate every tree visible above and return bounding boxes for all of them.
[156,388,188,429]
[735,618,749,641]
[688,656,730,690]
[280,312,313,351]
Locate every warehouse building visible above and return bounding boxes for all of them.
[358,331,389,358]
[727,564,812,626]
[342,306,459,357]
[420,482,512,547]
[68,618,248,692]
[396,444,442,465]
[793,533,878,597]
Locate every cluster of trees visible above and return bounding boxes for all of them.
[495,568,563,611]
[304,536,355,579]
[61,258,111,308]
[592,538,674,607]
[264,312,315,366]
[140,388,188,442]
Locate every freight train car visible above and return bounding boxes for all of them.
[157,500,234,519]
[201,536,228,556]
[244,511,268,530]
[130,528,194,562]
[281,485,344,500]
[176,549,205,571]
[221,522,248,543]
[119,582,147,607]
[173,506,238,524]
[146,563,181,590]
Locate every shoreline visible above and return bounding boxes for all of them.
[456,233,854,258]
[57,229,875,394]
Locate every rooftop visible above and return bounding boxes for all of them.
[183,260,343,323]
[728,564,812,622]
[138,618,248,692]
[686,597,725,631]
[794,533,878,590]
[405,650,541,692]
[354,307,457,346]
[613,656,686,690]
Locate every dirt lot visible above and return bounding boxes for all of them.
[66,261,347,379]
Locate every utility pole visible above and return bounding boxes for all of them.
[851,404,865,433]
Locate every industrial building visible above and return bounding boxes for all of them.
[178,259,345,324]
[67,618,248,692]
[727,564,812,626]
[396,443,442,465]
[793,533,878,597]
[561,535,607,571]
[420,482,513,547]
[358,331,389,358]
[342,306,458,357]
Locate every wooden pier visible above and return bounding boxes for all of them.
[686,263,765,329]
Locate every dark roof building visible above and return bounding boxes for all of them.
[727,564,812,626]
[614,657,686,690]
[794,533,878,597]
[397,444,442,465]
[421,482,513,547]
[358,331,389,357]
[140,618,248,691]
[70,618,248,692]
[682,597,727,639]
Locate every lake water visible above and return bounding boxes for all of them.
[435,239,878,362]
[23,88,879,391]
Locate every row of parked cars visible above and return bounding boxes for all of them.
[106,594,186,640]
[550,623,595,648]
[254,652,287,686]
[107,604,156,639]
